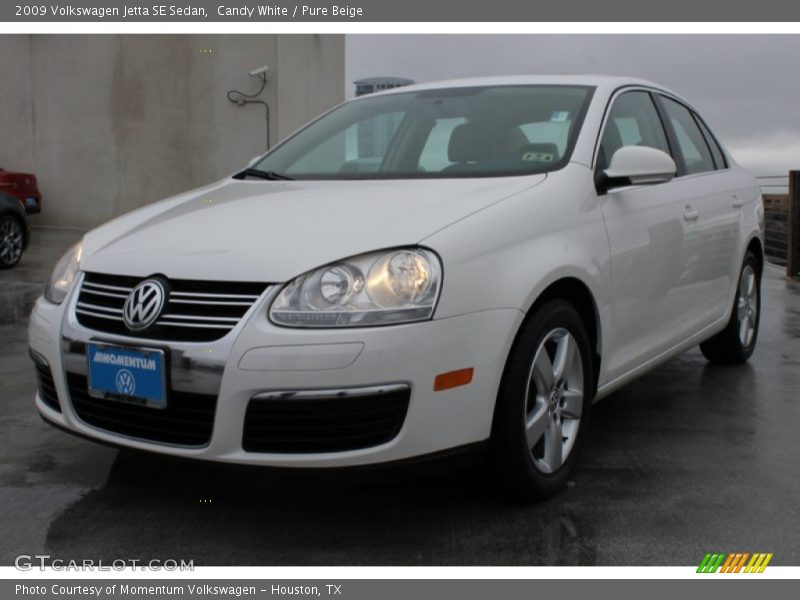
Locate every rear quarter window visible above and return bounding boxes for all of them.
[695,117,728,170]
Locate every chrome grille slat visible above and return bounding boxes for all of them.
[76,301,122,314]
[156,321,234,330]
[159,314,240,323]
[75,272,271,343]
[82,281,134,293]
[170,291,260,300]
[76,308,124,321]
[168,298,254,306]
[80,288,129,299]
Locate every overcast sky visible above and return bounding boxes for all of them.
[346,35,800,179]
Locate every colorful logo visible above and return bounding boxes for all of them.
[697,552,773,573]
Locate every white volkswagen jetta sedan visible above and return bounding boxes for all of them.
[29,76,764,498]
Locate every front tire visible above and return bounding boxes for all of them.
[699,252,761,365]
[0,215,25,270]
[492,300,594,500]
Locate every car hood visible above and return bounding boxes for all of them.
[81,175,545,282]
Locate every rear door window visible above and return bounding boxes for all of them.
[660,97,716,175]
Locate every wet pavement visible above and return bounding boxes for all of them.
[1,227,799,566]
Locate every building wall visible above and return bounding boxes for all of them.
[275,36,345,141]
[0,34,345,228]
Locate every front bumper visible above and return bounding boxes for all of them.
[28,281,522,467]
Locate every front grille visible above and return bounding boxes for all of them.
[243,387,411,454]
[34,363,61,412]
[75,272,270,343]
[67,372,216,447]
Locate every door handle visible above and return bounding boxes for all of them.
[732,194,744,208]
[683,206,700,222]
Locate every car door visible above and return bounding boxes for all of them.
[597,90,703,381]
[656,95,741,325]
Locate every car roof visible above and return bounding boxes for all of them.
[351,74,687,104]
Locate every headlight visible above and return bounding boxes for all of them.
[270,248,442,327]
[45,242,83,304]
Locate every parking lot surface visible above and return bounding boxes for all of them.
[1,227,799,566]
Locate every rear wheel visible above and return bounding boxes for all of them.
[0,215,24,269]
[699,252,761,364]
[492,300,594,500]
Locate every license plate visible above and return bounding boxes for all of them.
[25,197,37,208]
[86,343,167,409]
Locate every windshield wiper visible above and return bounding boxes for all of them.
[233,168,294,181]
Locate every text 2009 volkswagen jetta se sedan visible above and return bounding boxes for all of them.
[29,76,764,498]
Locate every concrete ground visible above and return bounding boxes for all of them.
[1,227,799,566]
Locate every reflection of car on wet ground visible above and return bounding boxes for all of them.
[0,168,42,214]
[0,190,30,269]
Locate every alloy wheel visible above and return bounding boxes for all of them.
[737,264,758,347]
[524,328,584,474]
[0,218,23,265]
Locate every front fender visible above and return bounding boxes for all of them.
[423,167,612,379]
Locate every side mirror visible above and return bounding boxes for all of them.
[600,146,677,192]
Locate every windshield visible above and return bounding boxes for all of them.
[252,85,594,180]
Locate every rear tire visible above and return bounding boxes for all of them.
[699,251,761,365]
[491,300,594,501]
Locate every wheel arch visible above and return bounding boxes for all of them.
[528,277,602,392]
[489,274,603,458]
[496,275,603,414]
[745,235,764,274]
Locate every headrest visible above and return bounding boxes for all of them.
[448,123,493,164]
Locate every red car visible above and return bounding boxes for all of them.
[0,168,41,214]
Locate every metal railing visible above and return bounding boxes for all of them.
[758,176,790,267]
[757,173,799,279]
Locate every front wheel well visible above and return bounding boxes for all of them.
[0,210,28,247]
[489,277,602,463]
[0,209,26,230]
[528,278,601,390]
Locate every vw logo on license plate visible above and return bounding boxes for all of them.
[115,369,136,396]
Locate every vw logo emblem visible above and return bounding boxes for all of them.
[115,369,136,396]
[123,279,166,331]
